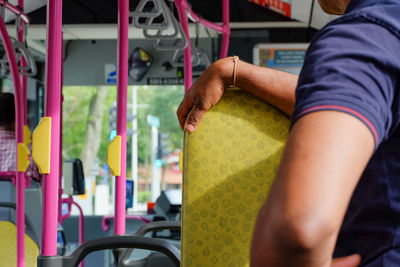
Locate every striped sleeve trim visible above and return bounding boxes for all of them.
[295,105,379,145]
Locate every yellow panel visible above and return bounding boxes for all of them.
[17,143,30,172]
[24,125,31,146]
[0,221,39,267]
[107,135,121,176]
[32,117,51,174]
[182,88,290,266]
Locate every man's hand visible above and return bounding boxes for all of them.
[177,57,298,133]
[177,59,230,133]
[331,255,361,267]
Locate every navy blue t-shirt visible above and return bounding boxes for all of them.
[292,0,400,266]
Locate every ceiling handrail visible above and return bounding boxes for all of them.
[131,0,163,18]
[131,0,172,31]
[143,1,186,41]
[170,40,200,67]
[0,40,38,76]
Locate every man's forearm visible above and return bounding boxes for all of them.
[215,58,298,117]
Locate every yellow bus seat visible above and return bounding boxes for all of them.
[0,221,39,267]
[182,88,290,266]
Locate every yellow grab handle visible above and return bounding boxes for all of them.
[107,135,121,176]
[17,143,30,172]
[32,117,51,174]
[24,125,31,146]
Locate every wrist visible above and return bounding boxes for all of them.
[213,57,238,88]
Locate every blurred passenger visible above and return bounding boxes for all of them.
[0,92,39,180]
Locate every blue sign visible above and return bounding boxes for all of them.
[256,44,308,75]
[267,50,306,67]
[147,115,160,128]
[105,64,117,85]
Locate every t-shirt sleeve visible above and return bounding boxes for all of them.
[292,18,400,147]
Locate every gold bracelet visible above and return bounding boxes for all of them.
[232,55,239,88]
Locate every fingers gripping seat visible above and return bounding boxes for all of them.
[0,221,39,267]
[182,88,290,266]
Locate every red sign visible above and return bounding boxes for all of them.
[249,0,291,17]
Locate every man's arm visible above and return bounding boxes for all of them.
[177,57,298,132]
[177,57,363,267]
[251,110,374,267]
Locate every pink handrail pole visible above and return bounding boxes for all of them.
[184,0,230,58]
[220,0,230,58]
[18,0,27,125]
[0,15,25,267]
[72,200,85,267]
[175,0,192,92]
[61,198,84,245]
[58,97,63,225]
[57,94,63,225]
[58,43,64,225]
[72,201,85,245]
[16,156,25,267]
[41,0,63,256]
[175,0,231,90]
[18,51,27,126]
[115,0,129,235]
[60,197,72,221]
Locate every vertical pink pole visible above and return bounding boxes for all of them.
[18,0,27,125]
[58,38,64,225]
[57,94,64,225]
[72,201,85,245]
[72,201,85,267]
[58,95,63,225]
[220,0,230,58]
[16,164,25,267]
[114,0,128,235]
[41,0,63,256]
[16,57,26,267]
[17,3,27,266]
[78,205,85,267]
[175,0,192,92]
[0,15,25,267]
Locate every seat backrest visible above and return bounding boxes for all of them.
[0,181,42,246]
[0,221,39,267]
[0,181,15,220]
[182,88,290,266]
[25,187,43,245]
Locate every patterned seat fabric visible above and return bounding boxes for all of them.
[182,88,290,266]
[0,221,39,267]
